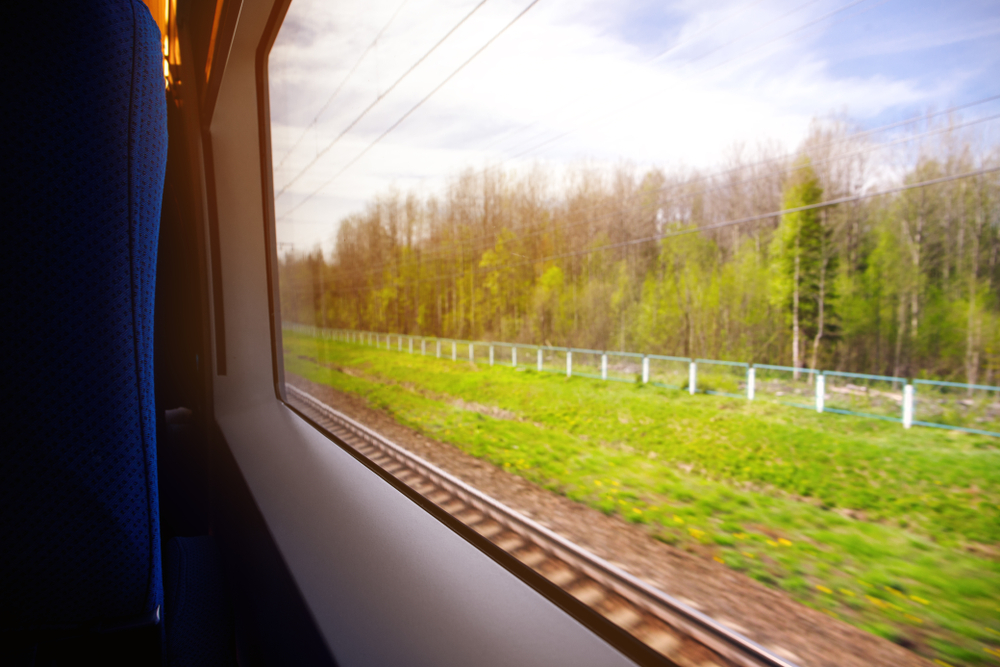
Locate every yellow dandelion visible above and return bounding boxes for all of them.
[933,660,954,667]
[673,515,685,524]
[904,614,923,624]
[688,528,704,538]
[612,480,620,486]
[823,610,840,619]
[594,480,602,486]
[816,585,833,594]
[766,539,778,547]
[741,552,755,559]
[778,538,792,546]
[839,588,855,597]
[713,556,725,564]
[734,532,747,540]
[884,586,907,598]
[632,508,642,514]
[985,648,1000,659]
[910,595,929,605]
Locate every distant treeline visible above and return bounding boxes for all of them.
[279,117,1000,384]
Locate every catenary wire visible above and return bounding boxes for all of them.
[274,0,493,199]
[278,0,543,220]
[273,0,410,173]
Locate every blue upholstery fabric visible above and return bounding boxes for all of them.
[163,537,236,667]
[0,0,167,633]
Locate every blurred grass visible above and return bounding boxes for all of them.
[285,330,1000,666]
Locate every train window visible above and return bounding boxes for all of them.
[266,1,1000,665]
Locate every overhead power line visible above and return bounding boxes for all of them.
[273,0,410,173]
[274,0,493,199]
[278,0,543,220]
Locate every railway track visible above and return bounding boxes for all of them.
[287,385,800,667]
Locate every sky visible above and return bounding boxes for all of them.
[267,0,1000,255]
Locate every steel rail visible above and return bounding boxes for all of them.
[287,384,799,667]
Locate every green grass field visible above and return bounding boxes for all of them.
[284,330,1000,666]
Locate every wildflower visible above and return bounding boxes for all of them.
[910,595,929,605]
[904,614,923,624]
[838,588,855,597]
[933,660,954,667]
[986,648,1000,659]
[816,585,833,594]
[741,552,755,559]
[688,528,705,538]
[594,480,602,486]
[766,539,778,547]
[778,538,792,546]
[734,532,747,540]
[713,556,725,564]
[632,508,642,514]
[673,515,685,524]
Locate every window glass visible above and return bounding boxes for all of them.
[268,2,1000,665]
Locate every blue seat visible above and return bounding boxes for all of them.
[1,0,168,654]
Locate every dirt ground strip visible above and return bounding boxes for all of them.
[287,373,932,667]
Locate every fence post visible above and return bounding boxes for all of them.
[567,351,573,378]
[689,359,697,395]
[421,339,426,355]
[642,356,649,384]
[512,346,517,367]
[816,373,825,413]
[452,341,457,361]
[398,336,402,352]
[903,382,914,429]
[409,337,413,354]
[436,340,441,358]
[601,354,607,380]
[469,343,474,362]
[747,364,755,401]
[489,345,494,366]
[537,348,543,372]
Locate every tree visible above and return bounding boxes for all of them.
[771,161,836,377]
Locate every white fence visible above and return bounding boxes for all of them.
[284,324,1000,438]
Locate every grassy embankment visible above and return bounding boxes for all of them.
[284,330,1000,667]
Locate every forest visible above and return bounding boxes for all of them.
[279,116,1000,384]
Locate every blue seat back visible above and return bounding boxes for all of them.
[1,0,168,633]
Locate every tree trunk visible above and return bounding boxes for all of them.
[893,298,906,379]
[792,231,801,379]
[966,186,984,390]
[810,252,826,372]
